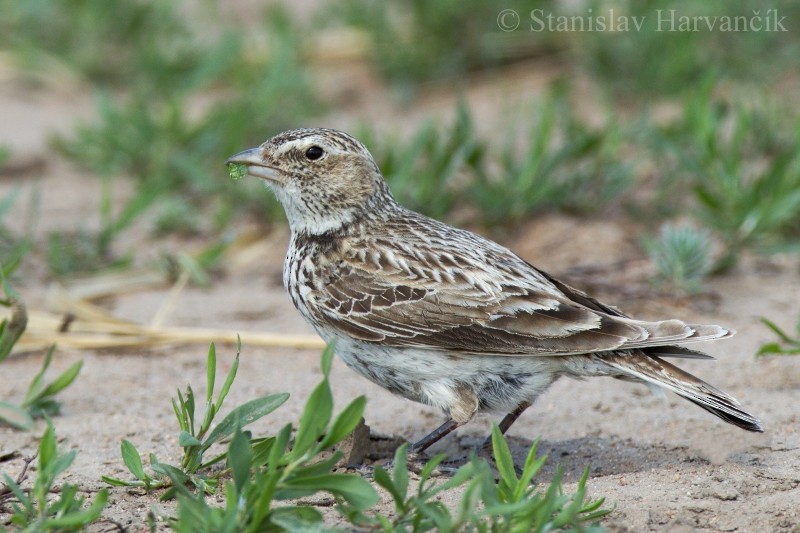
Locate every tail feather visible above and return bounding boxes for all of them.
[621,322,734,350]
[602,351,764,433]
[647,345,715,360]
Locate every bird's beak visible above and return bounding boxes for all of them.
[225,147,283,183]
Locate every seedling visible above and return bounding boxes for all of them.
[102,340,289,496]
[644,224,713,293]
[155,344,377,531]
[0,263,82,430]
[653,85,800,272]
[360,102,486,220]
[471,91,631,227]
[0,422,108,532]
[757,316,800,357]
[361,426,609,531]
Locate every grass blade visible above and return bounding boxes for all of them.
[34,360,83,400]
[206,342,216,405]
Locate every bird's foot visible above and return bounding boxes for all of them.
[341,462,377,478]
[435,443,524,478]
[378,450,435,474]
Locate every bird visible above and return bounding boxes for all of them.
[226,127,763,456]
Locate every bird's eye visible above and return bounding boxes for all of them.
[305,146,324,161]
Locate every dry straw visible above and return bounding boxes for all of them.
[3,271,324,355]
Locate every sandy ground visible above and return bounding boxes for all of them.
[2,58,800,532]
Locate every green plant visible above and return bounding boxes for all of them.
[2,2,323,266]
[153,198,203,236]
[756,316,800,356]
[360,103,487,220]
[0,422,108,532]
[0,188,34,278]
[336,0,560,93]
[486,427,608,531]
[101,341,611,530]
[360,426,609,531]
[0,347,83,431]
[471,91,631,227]
[46,173,162,276]
[150,343,376,531]
[53,5,318,236]
[368,444,482,530]
[102,341,290,496]
[0,265,26,366]
[0,264,82,430]
[655,85,800,271]
[644,224,713,293]
[0,0,201,85]
[578,0,800,98]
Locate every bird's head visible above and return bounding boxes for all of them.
[227,128,395,235]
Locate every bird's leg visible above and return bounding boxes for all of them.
[498,401,531,434]
[480,401,531,454]
[372,418,461,476]
[436,403,532,474]
[409,417,461,454]
[435,402,531,477]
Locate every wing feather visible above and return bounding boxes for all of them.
[307,217,731,356]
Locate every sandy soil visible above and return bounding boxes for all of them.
[1,58,800,533]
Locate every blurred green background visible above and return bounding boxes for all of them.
[1,0,799,291]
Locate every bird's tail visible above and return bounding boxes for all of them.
[601,349,764,432]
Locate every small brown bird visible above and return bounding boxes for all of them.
[227,128,763,454]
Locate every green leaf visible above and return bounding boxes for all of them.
[316,395,366,451]
[152,461,190,486]
[291,377,332,458]
[39,421,58,468]
[320,341,335,378]
[32,360,83,401]
[184,386,196,433]
[202,393,289,449]
[268,424,293,470]
[270,506,325,531]
[373,466,404,507]
[284,474,378,510]
[490,424,517,486]
[760,317,800,345]
[288,454,341,479]
[515,440,546,502]
[50,450,77,480]
[756,342,784,356]
[206,342,217,405]
[121,439,146,480]
[25,344,55,401]
[430,461,476,497]
[0,295,26,363]
[216,346,240,409]
[2,473,27,505]
[179,431,202,447]
[227,162,248,181]
[44,488,108,527]
[172,396,186,432]
[392,444,409,502]
[418,453,445,483]
[101,475,138,487]
[228,427,252,495]
[0,401,34,429]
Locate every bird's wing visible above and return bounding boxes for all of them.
[311,221,729,356]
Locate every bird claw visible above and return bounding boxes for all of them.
[340,462,377,478]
